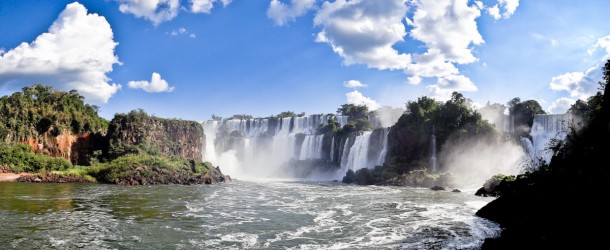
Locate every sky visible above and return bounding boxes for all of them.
[1,0,610,121]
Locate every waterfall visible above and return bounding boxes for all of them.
[299,135,324,160]
[335,115,349,127]
[430,125,437,173]
[203,114,392,179]
[202,121,219,163]
[330,136,335,163]
[521,113,574,168]
[344,132,373,171]
[502,114,515,133]
[375,128,389,166]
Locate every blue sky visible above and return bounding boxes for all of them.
[1,0,609,121]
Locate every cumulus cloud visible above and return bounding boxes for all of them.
[426,74,477,100]
[409,0,484,64]
[343,79,366,88]
[404,0,483,95]
[191,0,232,14]
[487,4,501,20]
[404,48,459,81]
[267,0,317,26]
[314,0,411,70]
[549,66,600,100]
[346,90,380,110]
[487,0,520,20]
[589,35,610,55]
[117,0,180,25]
[548,97,575,114]
[116,0,232,24]
[0,2,120,103]
[128,72,175,93]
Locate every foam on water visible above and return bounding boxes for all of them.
[0,181,499,249]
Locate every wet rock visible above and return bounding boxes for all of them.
[17,174,93,183]
[452,189,461,193]
[430,185,445,191]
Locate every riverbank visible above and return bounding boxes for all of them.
[0,173,28,182]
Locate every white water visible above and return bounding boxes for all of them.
[521,114,574,168]
[0,181,500,249]
[202,114,390,180]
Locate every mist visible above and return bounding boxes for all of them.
[375,106,405,127]
[440,137,525,189]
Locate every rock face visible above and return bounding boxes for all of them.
[17,173,93,183]
[19,132,103,165]
[385,117,429,171]
[106,111,204,161]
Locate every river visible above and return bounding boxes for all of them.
[0,181,499,249]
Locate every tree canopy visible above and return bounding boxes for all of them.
[507,97,545,132]
[0,84,108,142]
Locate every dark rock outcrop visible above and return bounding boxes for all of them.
[476,60,610,249]
[106,110,204,161]
[17,173,94,183]
[475,174,515,197]
[430,185,445,191]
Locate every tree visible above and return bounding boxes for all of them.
[337,104,369,122]
[508,98,545,132]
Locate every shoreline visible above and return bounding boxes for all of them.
[0,172,29,182]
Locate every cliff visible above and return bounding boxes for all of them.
[476,61,610,249]
[106,110,204,161]
[0,84,107,165]
[384,94,496,175]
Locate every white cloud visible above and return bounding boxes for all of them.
[551,39,558,47]
[117,0,232,24]
[499,0,520,18]
[267,0,316,26]
[410,0,484,64]
[589,34,610,55]
[405,0,483,95]
[117,0,180,25]
[169,27,196,38]
[314,0,411,70]
[171,27,187,36]
[0,2,120,103]
[474,1,484,9]
[343,79,366,88]
[487,5,501,20]
[191,0,232,14]
[549,66,600,100]
[128,72,175,93]
[426,74,477,100]
[404,48,459,81]
[548,97,575,114]
[487,0,520,20]
[346,90,380,110]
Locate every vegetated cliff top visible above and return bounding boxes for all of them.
[106,109,205,161]
[0,84,108,142]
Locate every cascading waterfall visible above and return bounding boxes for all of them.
[503,114,515,133]
[203,121,219,163]
[521,113,575,168]
[430,125,437,173]
[203,114,392,179]
[329,136,335,163]
[344,132,373,171]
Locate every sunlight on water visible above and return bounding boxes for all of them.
[0,181,499,249]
